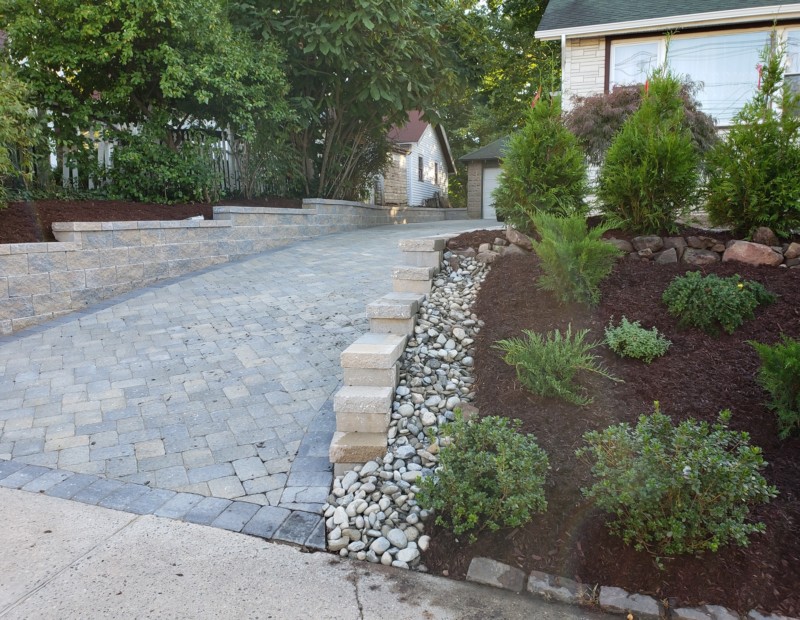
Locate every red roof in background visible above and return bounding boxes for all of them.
[387,110,427,143]
[388,110,456,173]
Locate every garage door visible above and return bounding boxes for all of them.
[481,166,501,220]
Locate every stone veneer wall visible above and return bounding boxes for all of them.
[562,37,606,111]
[383,152,408,205]
[0,200,467,335]
[466,161,483,220]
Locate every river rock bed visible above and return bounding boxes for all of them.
[323,250,489,569]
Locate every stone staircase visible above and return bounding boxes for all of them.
[329,237,446,475]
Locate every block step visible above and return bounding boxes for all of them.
[329,431,387,464]
[334,386,393,414]
[399,238,446,252]
[392,265,435,281]
[340,333,407,369]
[335,410,390,433]
[366,293,424,319]
[343,363,400,388]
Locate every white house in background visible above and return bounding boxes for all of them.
[377,111,455,207]
[535,0,800,124]
[461,136,509,221]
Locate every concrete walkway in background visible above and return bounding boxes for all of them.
[0,487,606,619]
[0,220,500,548]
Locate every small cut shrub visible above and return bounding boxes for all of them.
[531,212,622,307]
[750,335,800,439]
[705,41,800,239]
[578,406,778,560]
[596,68,700,233]
[493,95,587,232]
[604,317,671,363]
[417,414,549,541]
[494,324,619,406]
[663,271,775,336]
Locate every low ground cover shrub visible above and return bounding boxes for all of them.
[604,317,671,363]
[418,414,549,541]
[495,325,619,406]
[531,212,622,306]
[596,68,700,233]
[705,41,800,239]
[578,406,778,561]
[750,335,800,439]
[493,95,587,231]
[663,271,775,336]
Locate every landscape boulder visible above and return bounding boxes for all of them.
[723,240,783,267]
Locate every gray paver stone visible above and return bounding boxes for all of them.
[704,605,741,620]
[71,478,126,505]
[0,459,27,479]
[183,497,233,526]
[0,465,52,489]
[153,492,204,519]
[21,469,74,493]
[97,483,151,510]
[305,516,326,551]
[45,473,99,499]
[466,557,526,593]
[210,501,260,532]
[272,510,323,547]
[286,470,331,487]
[599,586,661,619]
[290,456,332,472]
[747,611,795,620]
[125,488,177,515]
[674,608,714,620]
[241,505,291,539]
[526,570,589,605]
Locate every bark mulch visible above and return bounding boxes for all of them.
[424,229,800,617]
[0,197,301,244]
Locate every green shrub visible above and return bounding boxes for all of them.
[663,271,775,336]
[108,123,220,204]
[531,212,622,306]
[604,317,671,363]
[596,68,701,233]
[750,335,800,439]
[417,414,549,541]
[705,41,800,239]
[578,406,778,560]
[566,80,717,166]
[494,325,619,406]
[493,95,587,232]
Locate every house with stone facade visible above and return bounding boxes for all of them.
[536,0,800,123]
[376,111,455,207]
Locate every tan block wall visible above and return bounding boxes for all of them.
[466,161,483,219]
[563,37,606,111]
[383,152,408,205]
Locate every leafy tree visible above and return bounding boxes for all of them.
[233,0,464,200]
[0,58,38,205]
[705,41,800,239]
[1,0,290,188]
[493,96,587,230]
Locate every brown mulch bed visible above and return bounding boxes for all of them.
[424,229,800,616]
[0,197,301,244]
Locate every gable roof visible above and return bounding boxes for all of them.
[459,137,510,163]
[536,1,800,39]
[389,111,456,173]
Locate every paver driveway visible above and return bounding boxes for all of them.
[0,219,494,544]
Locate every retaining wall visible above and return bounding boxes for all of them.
[0,201,467,335]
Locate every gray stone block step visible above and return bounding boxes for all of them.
[340,333,407,369]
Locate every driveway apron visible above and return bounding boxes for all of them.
[0,219,496,546]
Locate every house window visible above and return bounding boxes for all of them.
[418,156,424,182]
[434,162,439,185]
[667,31,770,124]
[787,30,800,97]
[609,42,658,87]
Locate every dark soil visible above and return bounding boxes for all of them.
[425,229,800,616]
[0,197,301,244]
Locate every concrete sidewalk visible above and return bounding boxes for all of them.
[0,488,604,620]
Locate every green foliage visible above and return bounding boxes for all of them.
[417,413,549,541]
[578,406,778,560]
[494,325,620,406]
[604,317,671,363]
[0,60,38,206]
[750,336,800,439]
[663,271,775,336]
[704,41,800,239]
[107,124,220,204]
[493,97,587,230]
[596,69,701,233]
[531,212,622,306]
[566,81,717,166]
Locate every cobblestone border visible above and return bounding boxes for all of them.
[466,556,796,620]
[0,399,336,550]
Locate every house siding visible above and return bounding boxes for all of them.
[562,37,606,110]
[406,126,449,206]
